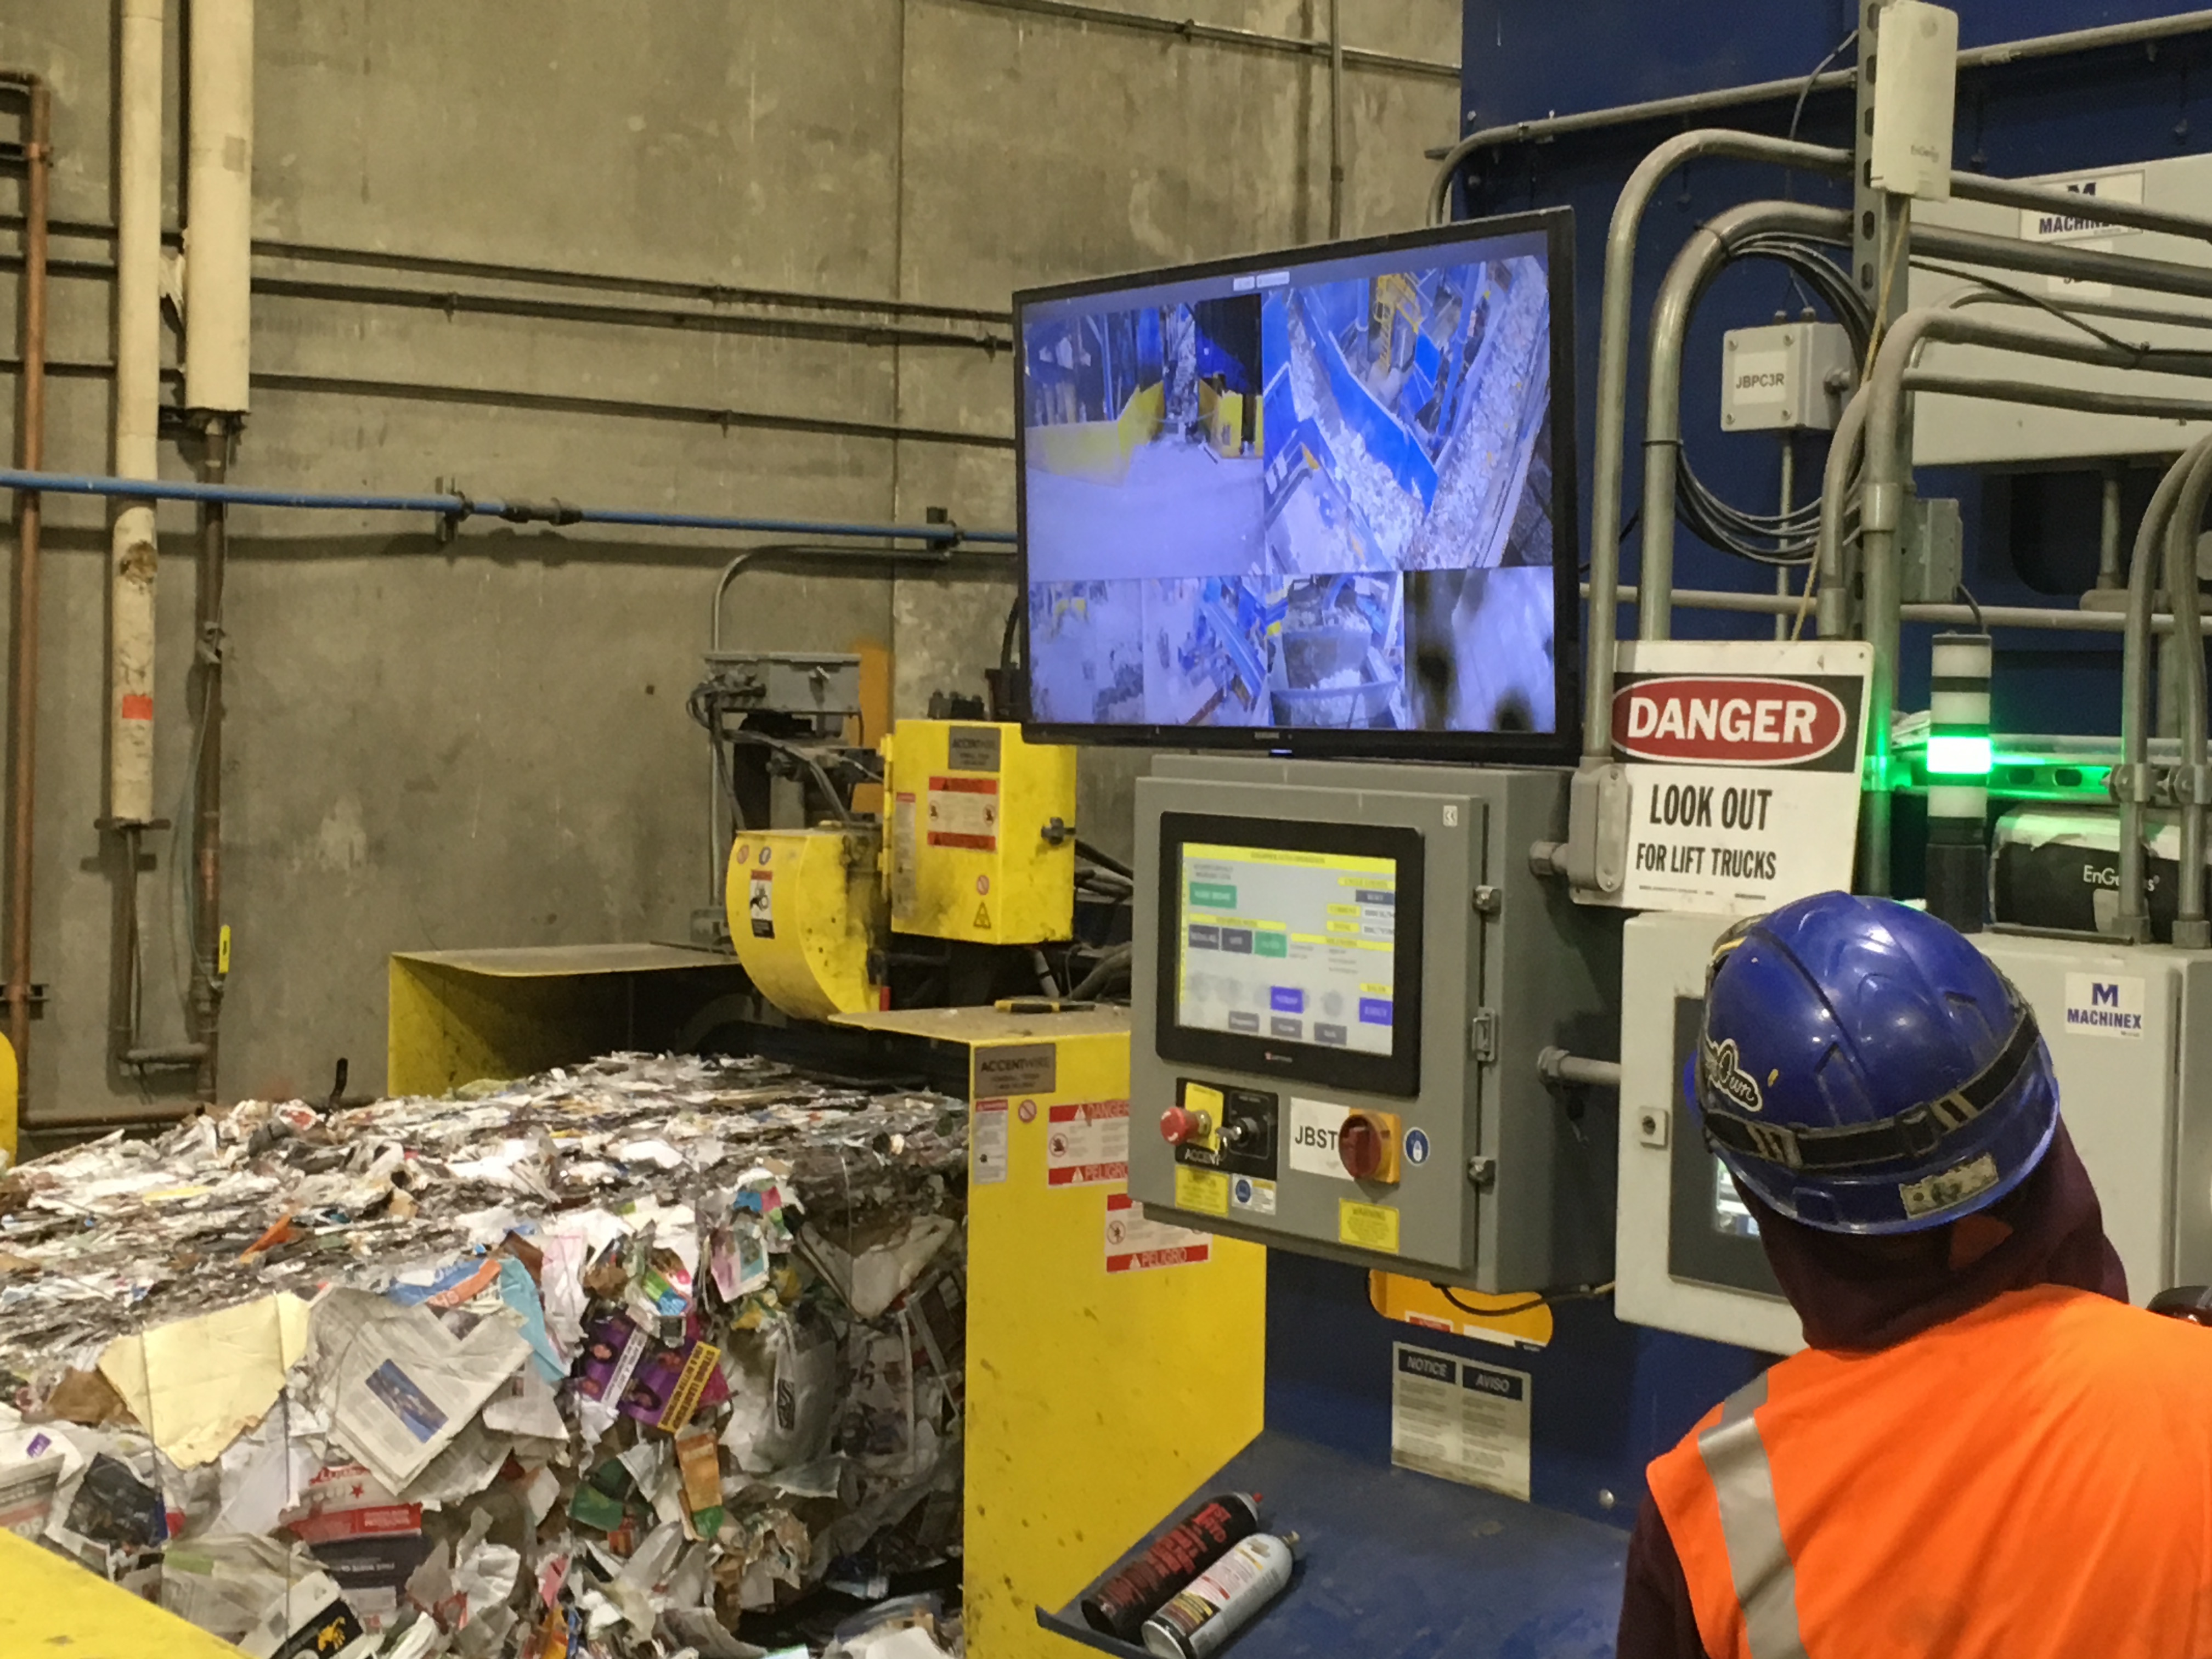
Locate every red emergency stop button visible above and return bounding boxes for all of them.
[1338,1111,1402,1183]
[1160,1107,1212,1146]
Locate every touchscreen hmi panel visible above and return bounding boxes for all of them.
[1176,842,1397,1057]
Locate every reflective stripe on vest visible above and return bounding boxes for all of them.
[1695,1372,1809,1659]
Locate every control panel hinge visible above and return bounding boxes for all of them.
[1471,884,1500,916]
[1469,1008,1498,1064]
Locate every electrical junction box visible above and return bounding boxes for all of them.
[1719,322,1855,433]
[1126,755,1622,1291]
[880,719,1076,946]
[1868,1,1959,202]
[1616,908,2212,1353]
[1911,151,2212,464]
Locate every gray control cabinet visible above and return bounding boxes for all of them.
[1127,757,1621,1290]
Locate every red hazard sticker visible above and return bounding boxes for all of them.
[1104,1192,1211,1273]
[1045,1099,1128,1186]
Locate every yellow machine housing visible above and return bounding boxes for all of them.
[833,1005,1265,1659]
[881,719,1076,946]
[727,827,885,1019]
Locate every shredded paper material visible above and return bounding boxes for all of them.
[0,1053,968,1658]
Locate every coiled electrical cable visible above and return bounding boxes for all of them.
[1666,230,1874,567]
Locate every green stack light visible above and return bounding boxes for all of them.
[1925,632,1993,933]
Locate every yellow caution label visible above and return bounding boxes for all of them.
[1176,1165,1229,1216]
[974,900,992,930]
[1339,1199,1401,1254]
[1180,1081,1224,1152]
[217,924,232,976]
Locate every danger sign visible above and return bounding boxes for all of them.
[1605,641,1872,916]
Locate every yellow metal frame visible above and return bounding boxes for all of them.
[387,944,750,1096]
[0,1531,240,1657]
[834,1006,1266,1659]
[881,720,1076,947]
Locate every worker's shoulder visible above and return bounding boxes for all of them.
[2040,1288,2212,1386]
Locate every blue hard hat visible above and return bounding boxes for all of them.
[1688,891,2059,1235]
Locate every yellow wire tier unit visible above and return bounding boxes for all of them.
[833,1004,1267,1659]
[881,720,1076,946]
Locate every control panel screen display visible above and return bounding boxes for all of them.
[1713,1155,1760,1239]
[1015,210,1577,760]
[1175,842,1396,1057]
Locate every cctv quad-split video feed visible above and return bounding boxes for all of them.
[1017,214,1573,747]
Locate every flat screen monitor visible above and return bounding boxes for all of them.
[1015,208,1577,759]
[1154,812,1424,1097]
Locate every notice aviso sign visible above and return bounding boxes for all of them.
[1605,641,1875,915]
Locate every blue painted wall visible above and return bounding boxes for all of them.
[1265,1252,1767,1530]
[1453,1,2212,748]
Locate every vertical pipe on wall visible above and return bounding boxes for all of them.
[1326,0,1344,239]
[185,0,252,1102]
[111,0,165,831]
[1,72,49,1135]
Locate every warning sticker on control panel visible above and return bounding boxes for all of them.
[972,1101,1009,1186]
[747,871,774,939]
[1390,1342,1532,1500]
[2062,972,2147,1040]
[1105,1193,1211,1274]
[928,776,999,851]
[1046,1100,1129,1186]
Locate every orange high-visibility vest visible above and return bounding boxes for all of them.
[1648,1284,2212,1659]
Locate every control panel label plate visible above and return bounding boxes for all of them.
[1175,1165,1230,1216]
[1339,1200,1401,1254]
[1287,1097,1354,1180]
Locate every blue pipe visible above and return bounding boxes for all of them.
[0,467,1019,546]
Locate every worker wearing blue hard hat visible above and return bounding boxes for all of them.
[1618,890,2212,1659]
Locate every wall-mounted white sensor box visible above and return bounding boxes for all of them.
[1870,2,1959,202]
[1720,321,1855,433]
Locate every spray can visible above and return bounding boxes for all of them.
[1078,1492,1264,1640]
[1138,1531,1300,1659]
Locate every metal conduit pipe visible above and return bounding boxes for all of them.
[952,0,1457,79]
[700,540,967,907]
[1427,10,2212,226]
[1581,130,1854,766]
[1914,223,2212,305]
[0,69,47,1120]
[1584,583,2185,634]
[2119,442,2210,941]
[2163,447,2212,945]
[1537,1048,1622,1091]
[1860,313,2212,892]
[1638,201,1850,640]
[0,469,1018,544]
[1904,370,2212,423]
[1815,385,1869,641]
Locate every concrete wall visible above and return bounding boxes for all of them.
[0,0,1459,1120]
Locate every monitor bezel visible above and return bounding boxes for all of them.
[1014,206,1580,762]
[1153,810,1425,1098]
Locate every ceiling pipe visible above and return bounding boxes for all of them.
[0,70,48,1146]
